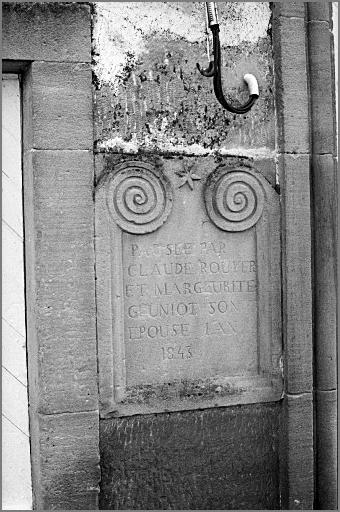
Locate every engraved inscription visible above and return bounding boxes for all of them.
[123,229,258,386]
[96,160,282,412]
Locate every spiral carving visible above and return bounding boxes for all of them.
[204,168,265,231]
[107,162,173,234]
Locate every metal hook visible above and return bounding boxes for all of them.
[197,5,216,77]
[196,60,215,78]
[197,2,259,115]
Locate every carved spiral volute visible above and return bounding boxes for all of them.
[204,168,265,231]
[107,162,173,234]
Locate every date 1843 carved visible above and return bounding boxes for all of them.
[95,159,282,416]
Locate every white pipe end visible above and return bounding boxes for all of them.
[243,73,259,97]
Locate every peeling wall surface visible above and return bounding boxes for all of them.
[93,2,274,157]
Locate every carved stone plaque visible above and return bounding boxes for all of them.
[96,159,282,417]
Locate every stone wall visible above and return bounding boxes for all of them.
[2,2,337,509]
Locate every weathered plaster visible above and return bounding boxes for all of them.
[93,2,271,92]
[93,2,274,155]
[99,136,276,160]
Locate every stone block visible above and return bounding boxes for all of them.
[308,21,336,154]
[272,2,306,19]
[25,150,97,414]
[282,394,314,510]
[28,62,93,150]
[308,2,331,22]
[2,2,91,62]
[313,154,337,390]
[315,390,337,509]
[32,411,100,510]
[278,154,313,394]
[95,156,282,416]
[100,403,280,509]
[272,16,310,154]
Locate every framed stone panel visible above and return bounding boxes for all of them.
[95,158,282,417]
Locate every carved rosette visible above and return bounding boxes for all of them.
[107,162,173,234]
[204,168,265,232]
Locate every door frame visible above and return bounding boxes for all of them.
[3,2,100,509]
[2,72,33,510]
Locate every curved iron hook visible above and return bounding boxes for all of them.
[197,3,259,115]
[197,1,216,78]
[196,60,215,77]
[211,25,258,114]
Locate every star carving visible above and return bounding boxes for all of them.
[175,161,201,190]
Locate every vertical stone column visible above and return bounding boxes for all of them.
[307,3,337,509]
[272,3,314,509]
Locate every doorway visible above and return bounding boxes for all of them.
[2,74,32,510]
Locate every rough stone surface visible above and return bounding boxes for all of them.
[2,2,91,62]
[31,411,100,510]
[315,390,338,509]
[28,61,93,150]
[308,9,338,507]
[308,20,336,154]
[278,154,313,394]
[308,2,331,22]
[272,15,310,154]
[93,2,275,156]
[100,403,280,510]
[332,3,338,128]
[25,150,97,415]
[312,154,337,391]
[272,2,306,19]
[281,394,314,510]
